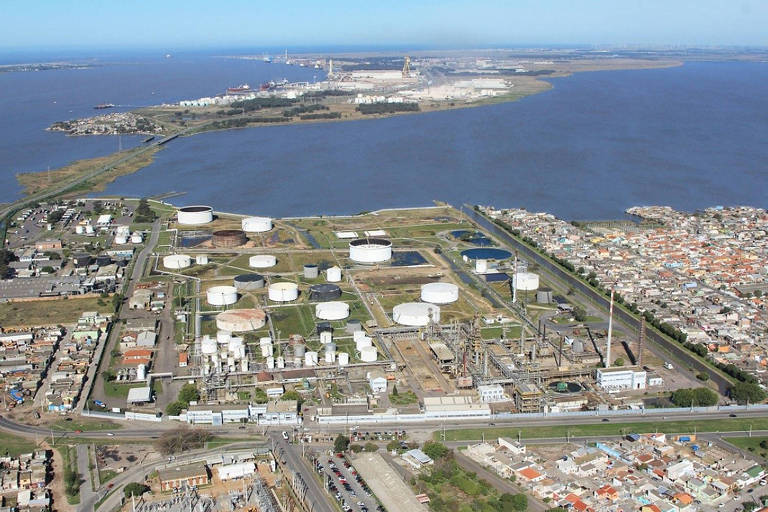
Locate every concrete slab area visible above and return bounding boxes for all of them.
[351,452,427,512]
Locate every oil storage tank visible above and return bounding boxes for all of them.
[212,229,247,248]
[309,284,341,301]
[177,206,213,225]
[163,254,192,269]
[393,302,441,326]
[359,345,377,362]
[268,282,299,302]
[349,238,392,264]
[326,266,342,282]
[315,301,350,321]
[303,264,319,279]
[249,255,277,268]
[207,286,238,306]
[233,273,265,291]
[242,216,272,233]
[420,282,459,304]
[215,309,267,332]
[513,272,540,291]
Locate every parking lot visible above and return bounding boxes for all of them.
[315,453,382,512]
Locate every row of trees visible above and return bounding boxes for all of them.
[230,97,297,112]
[165,383,201,416]
[154,427,211,455]
[670,387,719,407]
[134,198,155,223]
[356,102,420,115]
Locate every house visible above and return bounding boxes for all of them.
[157,463,209,491]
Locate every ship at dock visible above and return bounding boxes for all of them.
[226,84,253,95]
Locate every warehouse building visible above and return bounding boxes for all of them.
[596,367,647,392]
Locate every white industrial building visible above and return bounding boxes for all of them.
[423,396,491,420]
[596,367,647,392]
[183,400,299,425]
[217,462,256,481]
[477,384,506,403]
[368,371,387,394]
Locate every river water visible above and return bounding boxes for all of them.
[2,54,767,219]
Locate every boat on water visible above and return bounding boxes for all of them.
[94,103,115,109]
[226,84,252,95]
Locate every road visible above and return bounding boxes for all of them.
[76,444,97,512]
[271,433,336,512]
[77,219,162,414]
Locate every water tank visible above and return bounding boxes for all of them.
[305,351,319,367]
[320,331,333,344]
[346,319,362,333]
[233,273,265,291]
[349,238,392,263]
[177,206,213,225]
[338,352,350,366]
[196,254,209,265]
[212,229,247,248]
[268,282,299,302]
[242,216,272,233]
[163,254,191,269]
[207,286,238,306]
[360,345,377,362]
[315,301,350,320]
[513,272,540,291]
[355,336,373,351]
[326,266,342,282]
[325,350,336,364]
[267,356,275,369]
[421,282,459,304]
[249,255,277,268]
[304,264,319,279]
[131,232,143,244]
[201,336,218,355]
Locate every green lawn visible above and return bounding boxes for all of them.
[390,391,419,406]
[438,417,768,442]
[0,433,38,457]
[53,418,121,432]
[99,469,118,483]
[103,381,146,399]
[726,436,768,458]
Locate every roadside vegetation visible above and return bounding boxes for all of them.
[154,427,211,455]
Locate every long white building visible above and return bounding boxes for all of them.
[595,367,647,392]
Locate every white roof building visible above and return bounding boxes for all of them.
[126,386,152,404]
[217,462,256,481]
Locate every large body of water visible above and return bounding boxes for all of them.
[2,54,767,219]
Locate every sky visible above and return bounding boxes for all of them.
[2,0,767,51]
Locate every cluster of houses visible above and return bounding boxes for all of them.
[481,205,768,385]
[46,311,111,412]
[0,451,51,511]
[465,433,766,511]
[0,329,62,407]
[157,450,272,492]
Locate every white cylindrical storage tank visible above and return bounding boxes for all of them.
[216,309,267,332]
[393,302,441,327]
[75,225,84,235]
[249,255,277,268]
[228,336,244,353]
[266,356,275,369]
[268,282,299,302]
[349,238,392,263]
[305,351,318,367]
[196,254,209,265]
[475,259,487,273]
[241,359,248,372]
[217,330,232,344]
[421,282,459,304]
[136,364,146,381]
[338,352,350,366]
[242,216,273,233]
[325,350,336,364]
[131,232,143,244]
[115,235,128,245]
[513,272,540,291]
[360,345,377,362]
[355,336,372,351]
[326,266,342,282]
[276,356,285,369]
[260,336,272,346]
[177,206,213,225]
[207,286,238,306]
[163,254,191,269]
[261,343,273,358]
[315,301,350,321]
[201,337,217,355]
[303,264,319,279]
[85,225,95,234]
[320,331,333,344]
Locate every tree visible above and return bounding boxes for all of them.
[178,383,200,405]
[252,388,268,404]
[363,442,378,452]
[350,444,363,453]
[730,382,767,405]
[155,427,211,455]
[124,483,150,498]
[572,306,587,322]
[281,390,304,408]
[165,401,185,416]
[613,357,625,367]
[500,493,528,512]
[134,198,156,223]
[392,384,399,396]
[422,441,450,460]
[334,434,350,453]
[670,387,718,407]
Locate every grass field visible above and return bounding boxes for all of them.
[0,432,38,457]
[726,436,768,458]
[53,418,121,432]
[0,296,109,327]
[438,417,768,442]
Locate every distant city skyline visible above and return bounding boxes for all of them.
[2,0,768,52]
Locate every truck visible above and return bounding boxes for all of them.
[664,362,674,370]
[93,400,106,408]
